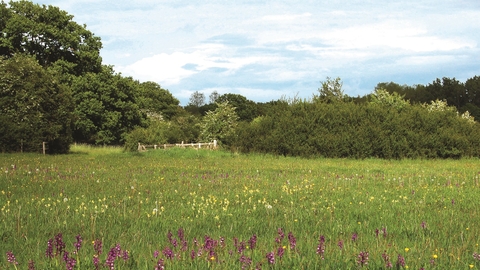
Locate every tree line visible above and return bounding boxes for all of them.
[2,1,480,158]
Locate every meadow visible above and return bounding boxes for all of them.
[1,145,480,269]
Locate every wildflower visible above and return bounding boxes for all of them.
[470,264,474,268]
[153,250,159,258]
[382,251,392,268]
[277,246,285,259]
[357,251,369,267]
[167,231,178,248]
[352,233,358,242]
[94,239,103,255]
[248,234,257,250]
[28,260,36,270]
[63,251,70,263]
[46,238,54,258]
[404,247,410,253]
[122,250,129,261]
[240,255,252,270]
[155,259,165,270]
[177,227,185,241]
[337,240,344,250]
[163,247,174,259]
[209,249,216,260]
[266,251,275,264]
[396,254,406,267]
[204,235,214,250]
[190,250,196,260]
[237,240,246,254]
[93,255,100,270]
[73,234,82,254]
[55,233,66,256]
[65,257,76,270]
[288,232,296,250]
[6,251,18,265]
[432,254,438,259]
[220,237,226,248]
[316,235,326,259]
[421,221,427,229]
[275,228,285,243]
[105,248,117,270]
[382,227,387,238]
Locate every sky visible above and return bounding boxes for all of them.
[33,0,480,105]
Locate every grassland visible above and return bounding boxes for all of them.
[1,145,480,269]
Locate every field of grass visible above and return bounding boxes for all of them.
[1,145,480,269]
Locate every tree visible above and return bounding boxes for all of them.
[315,76,344,102]
[465,76,480,106]
[137,81,180,121]
[200,101,239,145]
[189,91,205,107]
[216,93,258,122]
[209,90,220,104]
[71,66,146,145]
[370,88,409,111]
[0,0,102,75]
[425,77,466,109]
[0,54,74,153]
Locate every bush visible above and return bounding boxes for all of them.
[234,99,480,159]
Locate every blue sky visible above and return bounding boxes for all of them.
[34,0,480,105]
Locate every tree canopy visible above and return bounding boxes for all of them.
[0,0,102,75]
[0,54,74,153]
[71,66,146,145]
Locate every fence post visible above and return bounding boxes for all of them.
[154,145,157,150]
[43,142,46,155]
[164,144,167,149]
[213,140,217,149]
[198,143,201,149]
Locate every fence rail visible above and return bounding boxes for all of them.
[138,140,217,151]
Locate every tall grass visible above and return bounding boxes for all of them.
[1,147,480,269]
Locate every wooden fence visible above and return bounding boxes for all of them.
[138,140,217,151]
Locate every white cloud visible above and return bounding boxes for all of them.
[262,12,312,22]
[320,20,473,52]
[32,0,480,104]
[118,43,281,85]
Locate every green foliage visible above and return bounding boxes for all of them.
[124,116,201,151]
[188,90,205,107]
[370,87,410,111]
[216,93,259,122]
[0,0,102,75]
[0,54,74,153]
[71,66,146,145]
[200,101,239,145]
[136,81,180,120]
[235,99,480,159]
[314,76,344,103]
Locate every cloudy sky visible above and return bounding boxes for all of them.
[34,0,480,105]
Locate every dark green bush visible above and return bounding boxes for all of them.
[234,100,480,159]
